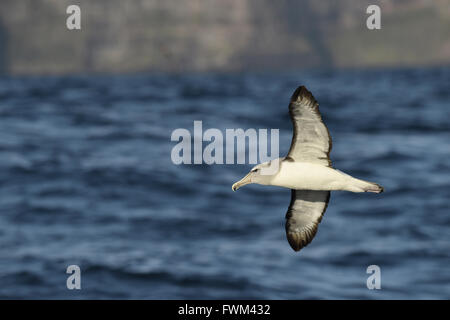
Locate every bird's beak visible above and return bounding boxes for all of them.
[232,172,252,191]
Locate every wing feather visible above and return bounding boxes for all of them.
[285,190,330,252]
[286,86,332,167]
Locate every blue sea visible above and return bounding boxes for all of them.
[0,67,449,299]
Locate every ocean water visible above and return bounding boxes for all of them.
[0,67,449,299]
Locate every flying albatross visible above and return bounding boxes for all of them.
[232,86,383,252]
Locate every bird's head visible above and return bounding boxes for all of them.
[232,161,278,191]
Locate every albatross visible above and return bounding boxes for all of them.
[232,86,383,252]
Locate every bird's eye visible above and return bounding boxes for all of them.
[251,168,259,173]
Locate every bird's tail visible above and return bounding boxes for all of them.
[351,178,384,193]
[336,169,384,193]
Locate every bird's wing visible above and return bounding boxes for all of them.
[285,190,330,252]
[286,86,332,167]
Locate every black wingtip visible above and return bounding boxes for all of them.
[290,85,316,104]
[287,236,302,252]
[286,231,315,253]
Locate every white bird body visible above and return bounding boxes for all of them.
[269,161,374,193]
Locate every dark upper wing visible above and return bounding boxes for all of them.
[286,86,332,167]
[285,190,330,252]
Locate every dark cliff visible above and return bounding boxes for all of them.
[0,0,449,74]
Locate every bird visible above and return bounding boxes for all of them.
[232,85,383,252]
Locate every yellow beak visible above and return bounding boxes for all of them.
[232,172,252,191]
